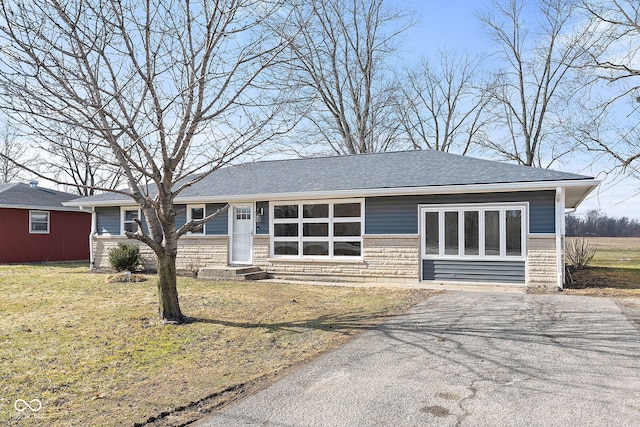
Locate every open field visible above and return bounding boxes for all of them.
[565,237,640,296]
[0,264,436,426]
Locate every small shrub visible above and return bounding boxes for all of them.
[566,237,597,270]
[108,243,143,272]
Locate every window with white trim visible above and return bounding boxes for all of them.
[121,208,141,234]
[187,205,205,234]
[421,204,527,259]
[271,200,363,258]
[29,210,50,234]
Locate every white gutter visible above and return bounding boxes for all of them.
[0,204,84,212]
[63,179,600,207]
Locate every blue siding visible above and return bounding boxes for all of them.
[256,201,269,235]
[529,194,555,233]
[205,203,228,235]
[365,191,555,235]
[96,206,120,235]
[422,259,526,284]
[175,205,187,230]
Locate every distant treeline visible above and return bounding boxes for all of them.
[566,210,640,237]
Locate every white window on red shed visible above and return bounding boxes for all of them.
[29,210,50,234]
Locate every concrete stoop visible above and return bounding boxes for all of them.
[197,266,268,281]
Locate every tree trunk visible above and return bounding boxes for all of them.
[156,252,184,323]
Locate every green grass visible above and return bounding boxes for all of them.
[0,264,436,426]
[591,250,640,269]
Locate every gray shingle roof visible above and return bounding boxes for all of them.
[0,182,84,211]
[68,150,595,205]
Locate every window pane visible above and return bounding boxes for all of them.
[303,223,328,236]
[303,241,329,256]
[334,242,361,256]
[31,212,48,222]
[506,210,522,256]
[464,211,479,255]
[425,211,439,255]
[125,210,138,222]
[485,210,500,256]
[274,205,298,219]
[124,222,137,233]
[334,203,360,217]
[274,223,298,237]
[274,241,298,255]
[191,207,204,220]
[190,207,204,233]
[31,211,48,232]
[303,204,328,218]
[444,211,459,255]
[334,222,360,236]
[235,207,250,220]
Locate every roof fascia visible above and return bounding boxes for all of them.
[0,204,85,212]
[63,179,600,207]
[178,179,600,204]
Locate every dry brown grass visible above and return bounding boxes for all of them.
[0,264,436,426]
[580,236,640,251]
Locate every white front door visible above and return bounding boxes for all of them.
[230,204,253,265]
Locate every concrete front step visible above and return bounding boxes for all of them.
[197,266,268,281]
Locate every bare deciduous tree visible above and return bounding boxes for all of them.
[37,127,122,196]
[396,51,493,155]
[579,0,640,173]
[285,0,412,155]
[0,0,293,323]
[479,0,601,167]
[0,129,32,183]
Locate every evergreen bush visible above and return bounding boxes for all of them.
[108,242,143,272]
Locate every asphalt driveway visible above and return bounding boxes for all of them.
[197,291,640,427]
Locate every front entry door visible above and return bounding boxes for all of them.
[230,204,253,265]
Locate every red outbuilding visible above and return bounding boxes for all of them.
[0,181,91,263]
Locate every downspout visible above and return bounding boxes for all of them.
[79,206,96,271]
[555,188,565,290]
[90,207,96,271]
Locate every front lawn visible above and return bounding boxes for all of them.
[0,264,435,426]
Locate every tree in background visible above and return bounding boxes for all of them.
[566,210,640,236]
[577,0,640,178]
[284,0,412,155]
[396,51,494,155]
[478,0,602,167]
[0,0,293,323]
[0,128,37,183]
[37,127,122,196]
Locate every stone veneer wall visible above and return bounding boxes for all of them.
[93,235,228,272]
[94,234,560,289]
[526,235,559,290]
[253,235,420,283]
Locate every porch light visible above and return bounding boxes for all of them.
[255,208,264,223]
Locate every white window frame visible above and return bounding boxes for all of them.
[419,203,528,261]
[29,210,50,234]
[270,199,364,259]
[121,207,141,235]
[186,204,206,235]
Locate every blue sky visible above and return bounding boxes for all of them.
[397,0,640,219]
